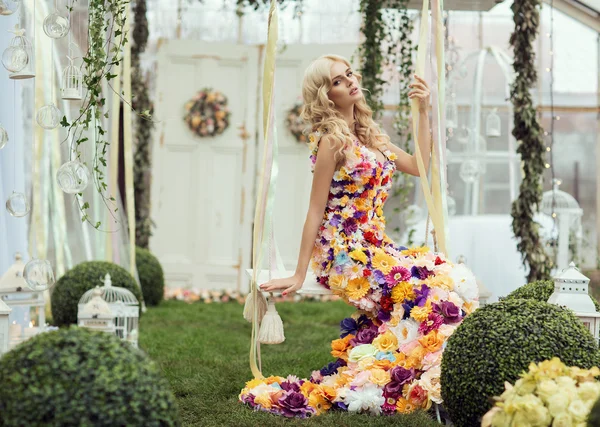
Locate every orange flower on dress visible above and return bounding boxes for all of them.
[330,334,354,360]
[401,246,430,258]
[346,277,370,300]
[418,330,444,353]
[396,397,416,414]
[410,301,433,323]
[391,282,416,304]
[372,251,396,275]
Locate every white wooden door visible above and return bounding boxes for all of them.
[271,45,357,269]
[151,41,258,292]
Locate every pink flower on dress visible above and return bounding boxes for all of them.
[385,266,411,286]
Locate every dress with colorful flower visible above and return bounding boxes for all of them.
[240,132,479,417]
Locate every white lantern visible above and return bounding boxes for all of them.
[0,299,11,355]
[0,253,46,348]
[77,274,139,347]
[77,287,115,334]
[548,262,600,343]
[61,57,83,100]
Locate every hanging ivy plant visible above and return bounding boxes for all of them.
[510,0,552,282]
[357,0,386,120]
[60,0,151,229]
[235,0,303,17]
[132,0,154,249]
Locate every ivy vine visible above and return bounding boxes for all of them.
[60,0,129,229]
[357,0,386,120]
[510,0,552,281]
[132,0,154,249]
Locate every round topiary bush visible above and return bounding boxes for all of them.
[51,261,143,327]
[136,246,165,307]
[0,327,180,426]
[441,299,600,427]
[504,280,600,311]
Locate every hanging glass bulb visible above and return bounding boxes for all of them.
[1,45,28,73]
[43,10,69,39]
[36,103,62,130]
[447,195,457,216]
[486,108,502,138]
[0,0,21,16]
[459,160,481,184]
[0,124,8,150]
[56,160,91,193]
[5,191,30,217]
[23,258,56,291]
[403,204,424,226]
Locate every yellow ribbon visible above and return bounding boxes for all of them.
[249,0,278,380]
[107,58,122,262]
[412,0,448,256]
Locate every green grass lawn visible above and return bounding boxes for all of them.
[139,300,441,427]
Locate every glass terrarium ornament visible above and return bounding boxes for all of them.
[0,124,8,150]
[4,25,34,79]
[0,0,21,16]
[486,108,501,138]
[5,191,30,217]
[61,56,83,100]
[23,259,55,292]
[459,160,480,184]
[43,9,69,39]
[36,103,62,130]
[56,160,90,193]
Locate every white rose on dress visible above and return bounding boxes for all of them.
[389,319,419,345]
[449,263,478,302]
[344,383,385,415]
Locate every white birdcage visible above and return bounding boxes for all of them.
[61,57,83,100]
[0,253,46,349]
[4,26,35,80]
[486,108,501,137]
[548,263,600,343]
[541,179,583,270]
[77,287,115,334]
[78,273,139,347]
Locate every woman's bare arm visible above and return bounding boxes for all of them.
[384,110,431,177]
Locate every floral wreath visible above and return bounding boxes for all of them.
[285,102,308,143]
[183,88,231,138]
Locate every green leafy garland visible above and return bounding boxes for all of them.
[132,0,154,249]
[357,0,386,120]
[61,0,129,228]
[510,0,552,282]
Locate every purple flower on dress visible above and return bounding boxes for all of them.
[278,391,315,418]
[402,300,415,319]
[434,301,462,323]
[241,393,257,408]
[411,265,433,280]
[378,309,391,323]
[383,367,417,398]
[342,218,358,235]
[350,324,378,345]
[372,269,387,285]
[320,358,346,376]
[280,380,301,393]
[414,284,430,307]
[335,401,348,411]
[340,317,358,338]
[418,312,444,334]
[330,214,342,226]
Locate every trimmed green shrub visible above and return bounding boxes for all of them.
[504,280,600,311]
[51,261,143,327]
[136,246,165,306]
[0,327,180,426]
[441,299,600,427]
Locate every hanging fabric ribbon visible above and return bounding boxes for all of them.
[412,0,449,256]
[249,0,280,380]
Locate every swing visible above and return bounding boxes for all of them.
[245,0,450,379]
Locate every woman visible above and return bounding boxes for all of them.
[241,54,478,417]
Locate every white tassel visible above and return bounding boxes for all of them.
[258,300,285,344]
[243,291,268,323]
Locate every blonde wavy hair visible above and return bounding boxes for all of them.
[301,54,390,163]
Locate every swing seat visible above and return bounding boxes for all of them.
[245,269,332,295]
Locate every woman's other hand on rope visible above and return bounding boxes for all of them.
[408,74,431,112]
[259,274,304,296]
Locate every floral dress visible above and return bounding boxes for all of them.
[240,132,479,418]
